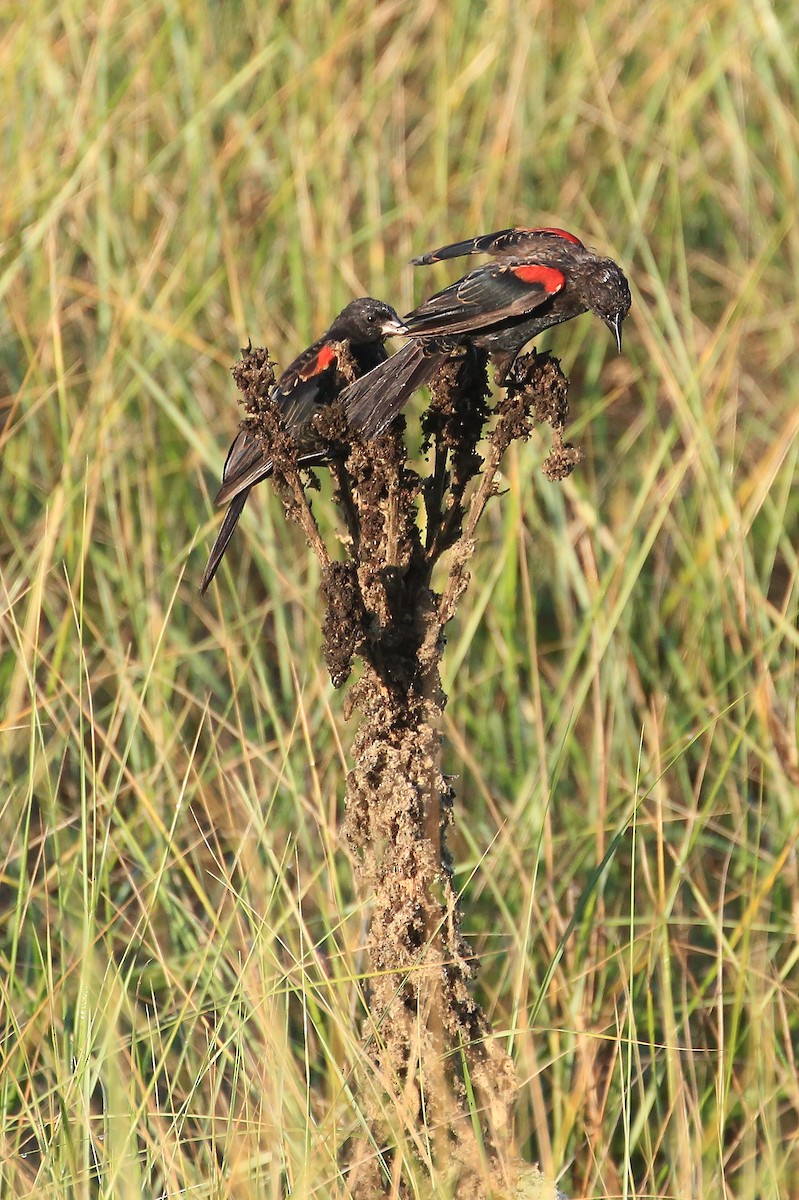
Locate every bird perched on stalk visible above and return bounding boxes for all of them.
[344,226,631,439]
[200,297,405,593]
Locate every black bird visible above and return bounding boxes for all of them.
[201,297,405,593]
[344,227,631,438]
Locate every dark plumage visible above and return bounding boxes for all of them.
[344,227,631,438]
[200,298,405,593]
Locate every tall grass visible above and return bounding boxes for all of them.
[1,0,798,1196]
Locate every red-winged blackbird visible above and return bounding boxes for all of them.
[200,297,405,593]
[344,226,631,438]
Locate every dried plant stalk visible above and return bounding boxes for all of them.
[230,344,577,1198]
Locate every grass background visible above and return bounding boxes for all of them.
[2,0,798,1196]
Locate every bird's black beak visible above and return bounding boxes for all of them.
[382,317,408,337]
[605,313,623,353]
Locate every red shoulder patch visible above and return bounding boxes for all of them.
[300,343,337,379]
[534,227,583,246]
[510,264,565,292]
[314,344,337,371]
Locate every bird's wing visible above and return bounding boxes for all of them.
[214,427,272,505]
[278,337,338,391]
[272,339,342,429]
[343,342,448,439]
[404,261,564,337]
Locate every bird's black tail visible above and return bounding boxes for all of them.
[199,489,250,594]
[343,341,448,439]
[410,227,518,265]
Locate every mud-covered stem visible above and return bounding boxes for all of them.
[230,343,577,1198]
